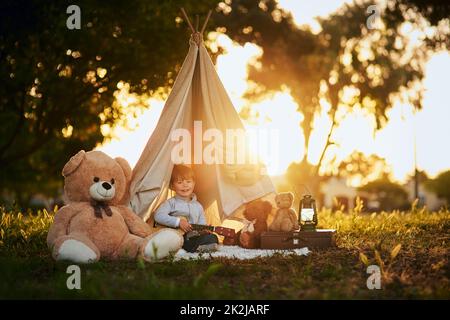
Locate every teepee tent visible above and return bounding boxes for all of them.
[128,10,275,225]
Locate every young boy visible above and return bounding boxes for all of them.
[154,165,219,253]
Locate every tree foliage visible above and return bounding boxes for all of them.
[327,151,392,185]
[1,0,448,205]
[359,178,410,210]
[426,170,450,205]
[215,0,434,174]
[0,0,215,203]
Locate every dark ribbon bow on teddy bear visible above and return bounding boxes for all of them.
[91,200,113,218]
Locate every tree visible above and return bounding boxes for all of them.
[359,178,410,211]
[398,0,450,26]
[426,170,450,205]
[1,0,448,206]
[0,0,216,205]
[327,151,392,186]
[214,0,446,194]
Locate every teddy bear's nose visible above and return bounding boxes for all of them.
[102,182,112,190]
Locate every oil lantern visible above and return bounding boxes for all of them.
[299,194,318,232]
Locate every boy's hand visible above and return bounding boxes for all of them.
[179,219,192,233]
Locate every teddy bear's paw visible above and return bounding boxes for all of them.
[56,239,98,264]
[280,219,295,232]
[280,224,293,232]
[143,229,183,261]
[239,232,252,248]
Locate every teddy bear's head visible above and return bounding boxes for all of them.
[62,150,132,205]
[243,199,272,222]
[275,192,294,209]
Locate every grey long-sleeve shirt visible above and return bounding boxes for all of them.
[154,194,206,228]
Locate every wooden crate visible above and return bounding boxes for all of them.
[260,229,336,249]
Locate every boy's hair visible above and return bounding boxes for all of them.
[170,165,195,185]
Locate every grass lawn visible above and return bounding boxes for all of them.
[0,204,448,299]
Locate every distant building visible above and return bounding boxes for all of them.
[320,177,357,210]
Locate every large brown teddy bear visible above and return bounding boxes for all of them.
[237,200,272,249]
[269,192,299,232]
[47,150,183,263]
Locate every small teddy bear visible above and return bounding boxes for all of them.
[269,192,299,232]
[47,150,183,263]
[237,199,272,249]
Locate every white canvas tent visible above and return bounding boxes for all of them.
[128,11,275,225]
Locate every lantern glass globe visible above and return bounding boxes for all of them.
[301,208,315,222]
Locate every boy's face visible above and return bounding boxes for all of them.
[172,177,195,199]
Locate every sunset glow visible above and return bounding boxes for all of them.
[98,1,450,185]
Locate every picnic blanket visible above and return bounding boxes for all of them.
[173,245,309,261]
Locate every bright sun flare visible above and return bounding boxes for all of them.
[98,1,450,184]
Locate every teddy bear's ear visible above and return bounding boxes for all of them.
[62,150,86,177]
[287,192,294,202]
[115,157,132,183]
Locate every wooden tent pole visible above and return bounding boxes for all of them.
[200,10,212,34]
[195,15,199,32]
[180,8,195,33]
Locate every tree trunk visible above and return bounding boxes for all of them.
[315,108,338,175]
[307,108,338,209]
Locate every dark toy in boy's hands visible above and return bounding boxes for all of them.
[187,222,236,242]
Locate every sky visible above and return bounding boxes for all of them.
[98,0,450,184]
